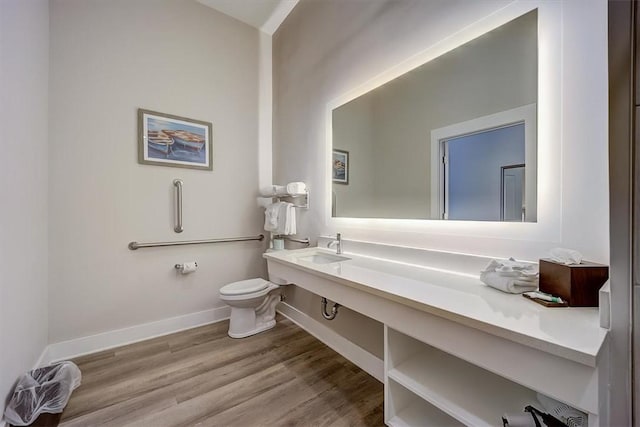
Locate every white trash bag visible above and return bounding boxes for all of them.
[4,361,81,426]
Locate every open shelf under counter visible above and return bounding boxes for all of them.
[386,327,539,427]
[265,248,607,425]
[387,379,463,427]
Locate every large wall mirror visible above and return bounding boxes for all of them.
[331,10,538,222]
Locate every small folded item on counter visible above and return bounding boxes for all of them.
[480,258,539,294]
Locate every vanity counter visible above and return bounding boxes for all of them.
[264,247,607,367]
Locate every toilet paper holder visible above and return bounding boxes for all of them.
[175,262,198,272]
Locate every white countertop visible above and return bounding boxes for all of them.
[264,247,608,367]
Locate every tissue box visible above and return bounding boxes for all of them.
[539,259,609,307]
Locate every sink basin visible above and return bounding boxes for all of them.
[297,253,351,264]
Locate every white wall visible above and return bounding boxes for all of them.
[0,0,50,414]
[273,0,611,409]
[273,0,608,263]
[48,0,266,343]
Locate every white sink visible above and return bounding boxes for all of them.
[296,253,351,264]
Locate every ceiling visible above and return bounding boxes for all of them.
[196,0,299,35]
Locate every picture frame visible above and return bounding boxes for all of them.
[332,149,349,184]
[138,108,213,171]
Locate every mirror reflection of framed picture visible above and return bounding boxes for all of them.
[332,149,349,184]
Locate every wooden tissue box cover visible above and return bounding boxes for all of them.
[539,259,609,307]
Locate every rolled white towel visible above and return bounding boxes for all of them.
[286,182,306,195]
[260,185,287,196]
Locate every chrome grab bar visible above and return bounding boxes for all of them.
[128,234,265,250]
[273,235,310,245]
[174,179,183,233]
[277,236,310,245]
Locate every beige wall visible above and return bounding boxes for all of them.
[48,0,265,342]
[0,0,50,412]
[285,286,384,358]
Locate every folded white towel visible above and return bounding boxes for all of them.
[275,202,289,234]
[285,204,296,235]
[286,182,306,195]
[480,258,539,294]
[264,203,281,232]
[480,272,538,294]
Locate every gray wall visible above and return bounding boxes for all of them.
[48,0,266,343]
[0,0,50,413]
[331,96,376,217]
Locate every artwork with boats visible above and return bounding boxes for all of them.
[138,109,213,171]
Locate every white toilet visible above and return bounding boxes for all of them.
[219,278,283,338]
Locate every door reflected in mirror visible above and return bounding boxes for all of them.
[501,164,526,222]
[444,124,525,221]
[331,10,537,222]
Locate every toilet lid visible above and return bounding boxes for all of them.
[220,278,270,296]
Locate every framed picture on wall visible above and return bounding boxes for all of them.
[138,109,213,171]
[332,149,349,184]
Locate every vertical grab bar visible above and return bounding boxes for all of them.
[173,179,183,233]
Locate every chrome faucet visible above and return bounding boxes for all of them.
[327,233,342,254]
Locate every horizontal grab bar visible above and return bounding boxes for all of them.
[128,234,265,250]
[278,236,310,245]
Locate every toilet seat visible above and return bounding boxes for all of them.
[220,278,270,296]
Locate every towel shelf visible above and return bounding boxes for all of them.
[128,234,265,250]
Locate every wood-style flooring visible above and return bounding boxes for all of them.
[60,315,384,426]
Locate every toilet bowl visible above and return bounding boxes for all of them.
[220,278,282,338]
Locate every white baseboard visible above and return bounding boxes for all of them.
[34,344,50,369]
[277,302,384,382]
[43,306,231,364]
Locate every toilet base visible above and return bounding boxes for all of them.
[228,318,276,338]
[225,289,281,339]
